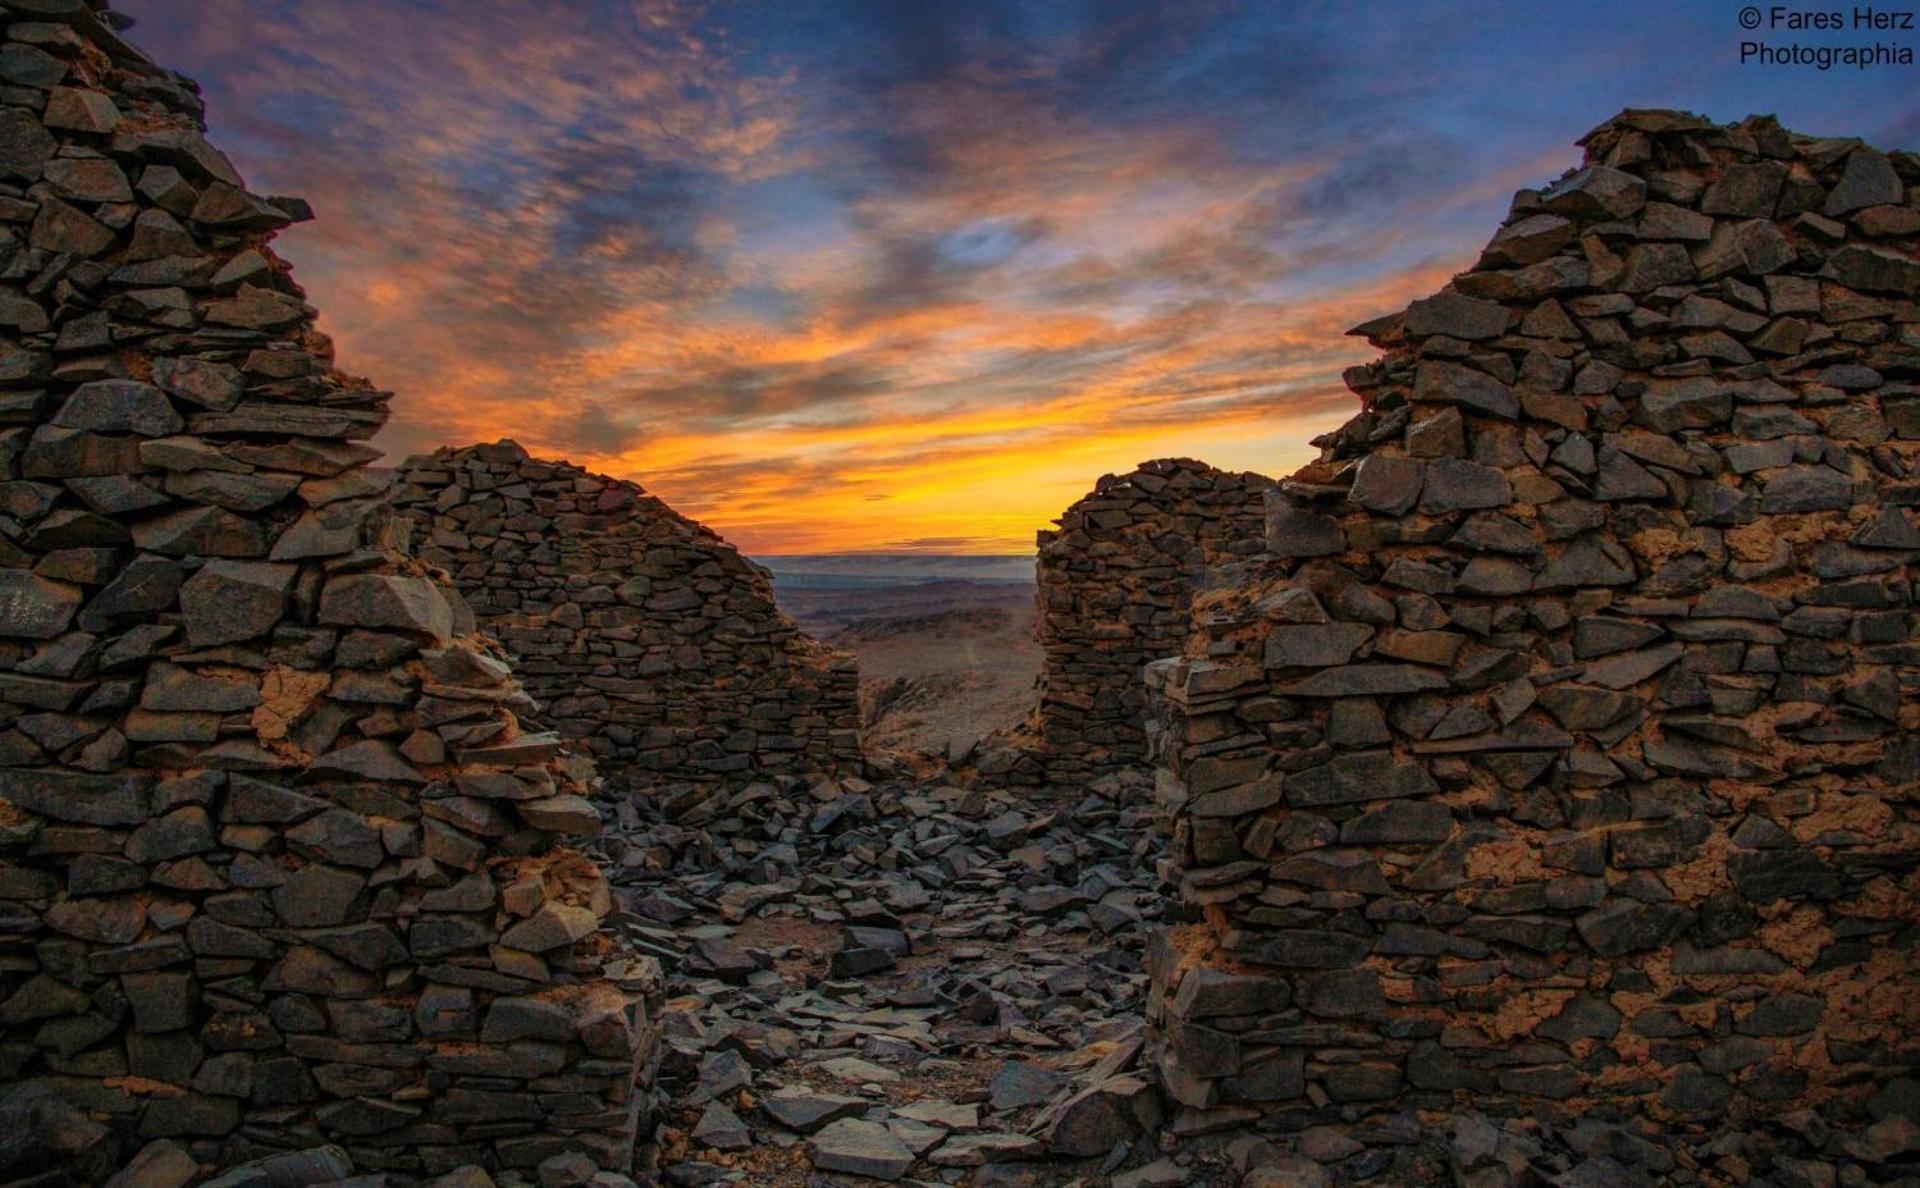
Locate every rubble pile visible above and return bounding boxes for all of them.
[592,767,1182,1184]
[393,443,861,781]
[1143,109,1919,1144]
[1035,460,1272,782]
[0,4,654,1183]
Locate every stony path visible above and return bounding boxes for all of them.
[590,765,1211,1186]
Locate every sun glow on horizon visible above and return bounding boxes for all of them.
[119,0,1919,554]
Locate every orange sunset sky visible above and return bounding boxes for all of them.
[120,1,1920,553]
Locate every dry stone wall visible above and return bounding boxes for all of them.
[393,442,861,781]
[0,5,655,1181]
[1143,111,1919,1133]
[1034,459,1271,781]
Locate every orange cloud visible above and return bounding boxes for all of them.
[120,0,1517,554]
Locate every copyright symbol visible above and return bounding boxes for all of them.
[1739,6,1762,27]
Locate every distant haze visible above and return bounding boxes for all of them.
[755,554,1034,590]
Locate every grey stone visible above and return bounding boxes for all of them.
[318,573,454,641]
[0,570,81,639]
[1419,457,1512,514]
[1481,213,1574,266]
[809,1118,914,1181]
[1265,503,1345,558]
[989,1060,1064,1110]
[1264,622,1373,669]
[763,1089,867,1133]
[1701,161,1785,217]
[1414,361,1518,419]
[1285,749,1440,805]
[1404,292,1508,340]
[1541,165,1646,219]
[1346,454,1423,515]
[1824,149,1903,216]
[500,902,598,952]
[177,560,295,646]
[52,381,182,437]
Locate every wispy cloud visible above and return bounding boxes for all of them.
[120,0,1918,551]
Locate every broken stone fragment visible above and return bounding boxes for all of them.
[764,1089,867,1133]
[1264,502,1346,558]
[1413,361,1518,419]
[177,559,294,646]
[0,569,82,639]
[1403,292,1509,340]
[53,380,183,437]
[808,1118,915,1181]
[1540,164,1646,219]
[318,573,455,642]
[499,901,598,952]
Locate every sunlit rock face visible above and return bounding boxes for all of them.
[393,441,862,782]
[1142,111,1918,1129]
[1033,459,1273,784]
[0,3,653,1178]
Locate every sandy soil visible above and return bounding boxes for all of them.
[776,580,1041,759]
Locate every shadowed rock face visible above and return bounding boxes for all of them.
[1143,111,1918,1128]
[393,441,861,781]
[0,4,653,1178]
[1034,458,1272,783]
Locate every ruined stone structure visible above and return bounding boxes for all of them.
[393,442,861,781]
[0,6,655,1180]
[1143,112,1918,1131]
[1035,459,1271,781]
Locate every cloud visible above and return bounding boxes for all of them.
[114,0,1920,552]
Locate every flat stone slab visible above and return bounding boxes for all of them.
[808,1118,915,1181]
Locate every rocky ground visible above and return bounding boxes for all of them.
[594,761,1185,1187]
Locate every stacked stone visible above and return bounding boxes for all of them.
[1142,111,1918,1133]
[391,442,861,782]
[0,4,654,1180]
[1034,459,1272,782]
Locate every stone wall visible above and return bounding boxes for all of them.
[393,442,861,781]
[1143,111,1918,1132]
[0,5,655,1180]
[1034,459,1272,781]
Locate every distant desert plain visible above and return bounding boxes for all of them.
[756,555,1040,759]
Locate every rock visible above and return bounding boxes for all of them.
[1346,454,1423,516]
[1266,504,1346,557]
[1415,361,1518,419]
[103,1140,198,1188]
[1046,1076,1158,1157]
[0,570,82,639]
[177,560,295,646]
[989,1061,1066,1110]
[695,1049,753,1102]
[1419,457,1513,513]
[0,108,56,180]
[808,1118,915,1181]
[1285,750,1440,805]
[929,1132,1045,1166]
[1541,165,1646,219]
[318,573,455,641]
[1404,293,1509,340]
[763,1089,867,1133]
[1481,213,1574,266]
[500,902,599,952]
[1824,149,1902,216]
